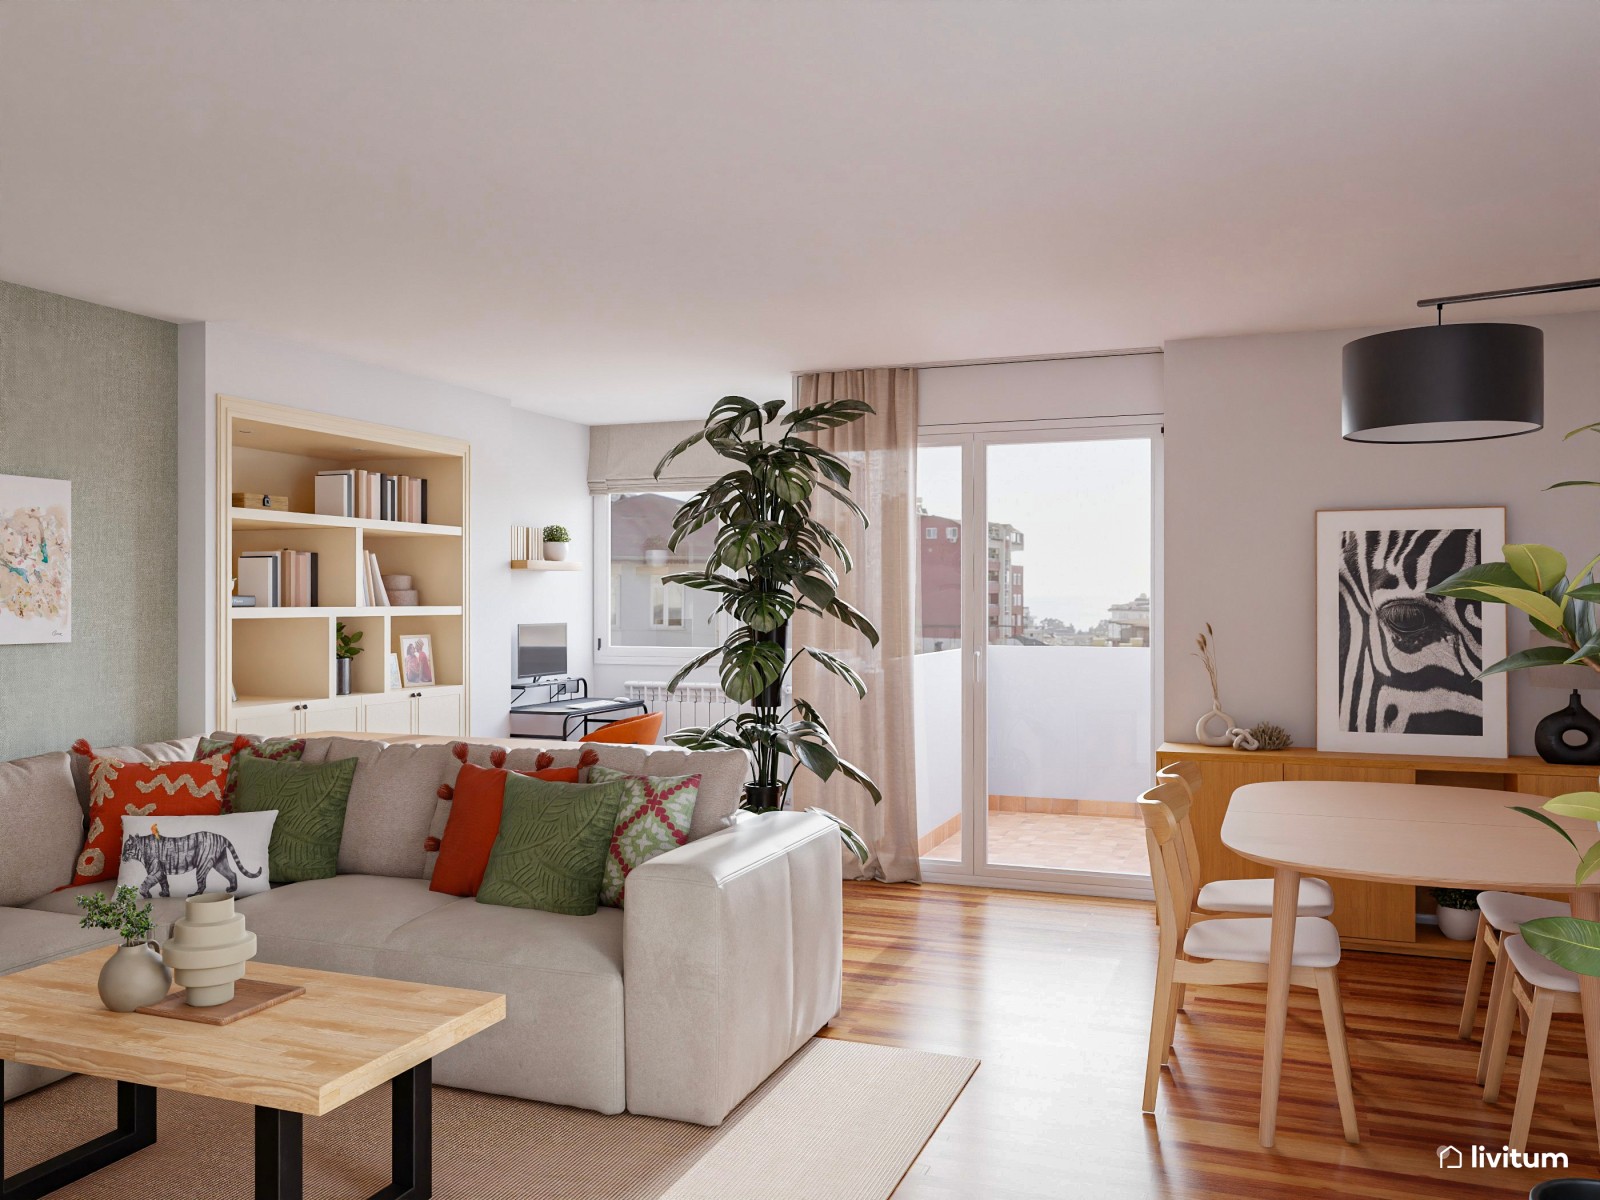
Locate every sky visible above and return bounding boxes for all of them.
[918,437,1152,631]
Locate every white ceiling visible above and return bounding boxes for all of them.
[2,1,1597,423]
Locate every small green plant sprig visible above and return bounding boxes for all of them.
[336,621,364,660]
[77,886,155,946]
[542,525,571,543]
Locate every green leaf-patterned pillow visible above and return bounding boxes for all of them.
[232,755,357,883]
[195,734,307,811]
[476,776,626,917]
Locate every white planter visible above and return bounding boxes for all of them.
[644,549,669,567]
[542,541,569,562]
[1436,905,1480,941]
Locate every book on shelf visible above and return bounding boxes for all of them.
[366,551,390,606]
[237,552,280,608]
[314,470,355,517]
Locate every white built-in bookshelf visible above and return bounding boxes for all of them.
[216,395,470,738]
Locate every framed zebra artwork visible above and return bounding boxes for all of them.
[1316,507,1507,758]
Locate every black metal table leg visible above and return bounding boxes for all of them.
[1,1059,156,1200]
[254,1059,431,1200]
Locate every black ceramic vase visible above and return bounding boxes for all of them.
[1534,690,1600,765]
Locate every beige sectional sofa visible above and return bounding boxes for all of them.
[0,733,844,1126]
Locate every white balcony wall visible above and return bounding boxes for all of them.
[913,649,963,833]
[988,646,1151,803]
[915,645,1153,835]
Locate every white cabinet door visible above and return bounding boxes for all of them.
[362,694,415,735]
[233,703,299,739]
[415,688,463,737]
[303,697,362,735]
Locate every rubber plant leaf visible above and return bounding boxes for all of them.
[1521,916,1600,977]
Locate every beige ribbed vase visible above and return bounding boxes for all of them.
[161,894,257,1007]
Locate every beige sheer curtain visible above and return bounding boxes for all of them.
[790,368,921,883]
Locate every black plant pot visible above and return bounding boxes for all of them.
[744,782,787,812]
[1534,690,1600,765]
[336,657,352,696]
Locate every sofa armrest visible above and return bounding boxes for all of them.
[623,810,843,1125]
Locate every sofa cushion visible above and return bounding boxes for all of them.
[299,738,457,878]
[116,811,276,899]
[239,875,458,976]
[375,898,625,1112]
[197,732,307,809]
[69,748,230,885]
[0,906,118,976]
[234,756,356,883]
[0,752,82,905]
[0,907,119,1102]
[430,761,591,898]
[68,736,200,814]
[587,765,701,908]
[477,776,627,917]
[502,745,744,841]
[26,882,190,941]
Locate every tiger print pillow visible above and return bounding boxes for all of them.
[68,740,239,886]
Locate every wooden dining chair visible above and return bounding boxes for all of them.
[1139,780,1359,1143]
[1480,932,1581,1151]
[1459,891,1568,1070]
[1156,763,1336,918]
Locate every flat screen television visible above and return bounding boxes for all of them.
[516,623,568,681]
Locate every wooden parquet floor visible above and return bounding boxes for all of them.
[825,882,1594,1199]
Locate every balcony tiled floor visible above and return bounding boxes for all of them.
[924,812,1149,875]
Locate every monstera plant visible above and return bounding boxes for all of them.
[1429,419,1600,971]
[654,395,881,860]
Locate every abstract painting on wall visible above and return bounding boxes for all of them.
[1315,507,1506,758]
[0,473,72,645]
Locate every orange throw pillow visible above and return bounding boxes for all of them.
[428,745,592,897]
[69,739,239,885]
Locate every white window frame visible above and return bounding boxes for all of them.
[592,493,723,666]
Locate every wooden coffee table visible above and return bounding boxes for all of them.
[0,947,504,1199]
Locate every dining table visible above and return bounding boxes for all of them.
[1222,779,1600,1150]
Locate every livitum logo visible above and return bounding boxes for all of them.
[1436,1144,1570,1170]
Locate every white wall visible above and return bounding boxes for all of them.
[1162,310,1600,755]
[177,323,591,736]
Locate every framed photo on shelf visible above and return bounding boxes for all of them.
[385,652,403,692]
[1315,506,1507,758]
[398,634,435,687]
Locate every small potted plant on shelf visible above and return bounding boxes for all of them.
[336,621,364,695]
[78,886,170,1011]
[643,533,670,568]
[1430,888,1481,940]
[542,524,571,562]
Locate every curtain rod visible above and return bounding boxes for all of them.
[790,346,1162,377]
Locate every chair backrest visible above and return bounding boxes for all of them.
[579,711,665,745]
[1138,779,1197,944]
[1154,762,1204,897]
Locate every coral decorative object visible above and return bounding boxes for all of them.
[161,893,257,1007]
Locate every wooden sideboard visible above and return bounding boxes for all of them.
[1155,742,1600,959]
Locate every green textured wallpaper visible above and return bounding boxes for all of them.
[0,280,178,760]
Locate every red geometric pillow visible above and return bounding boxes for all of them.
[68,738,241,885]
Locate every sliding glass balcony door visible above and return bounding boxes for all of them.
[915,425,1157,891]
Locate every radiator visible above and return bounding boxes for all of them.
[623,681,745,737]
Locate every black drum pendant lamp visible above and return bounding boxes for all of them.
[1342,277,1600,443]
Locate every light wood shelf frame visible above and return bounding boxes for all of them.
[216,395,471,735]
[1157,742,1599,959]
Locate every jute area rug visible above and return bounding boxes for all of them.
[4,1038,977,1199]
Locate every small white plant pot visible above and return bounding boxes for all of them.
[644,549,669,567]
[542,542,568,562]
[1195,703,1236,747]
[1436,906,1479,941]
